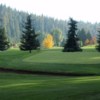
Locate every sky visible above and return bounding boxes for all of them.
[0,0,100,23]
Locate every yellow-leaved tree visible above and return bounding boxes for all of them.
[42,34,54,48]
[85,39,90,45]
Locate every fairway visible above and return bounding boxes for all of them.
[24,50,100,64]
[0,73,100,100]
[0,48,100,75]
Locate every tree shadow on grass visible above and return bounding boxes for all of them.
[0,63,100,76]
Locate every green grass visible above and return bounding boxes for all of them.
[0,46,100,100]
[24,50,100,64]
[0,47,100,74]
[0,73,100,100]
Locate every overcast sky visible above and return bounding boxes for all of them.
[0,0,100,23]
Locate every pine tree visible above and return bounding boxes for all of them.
[0,27,9,51]
[20,15,40,53]
[96,30,100,52]
[63,18,82,52]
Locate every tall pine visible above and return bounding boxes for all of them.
[20,15,40,53]
[0,27,9,51]
[96,30,100,52]
[63,18,82,52]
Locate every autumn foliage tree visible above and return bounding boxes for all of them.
[42,34,54,48]
[85,39,90,45]
[91,36,97,44]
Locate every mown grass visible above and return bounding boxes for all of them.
[0,46,100,75]
[0,73,100,100]
[24,50,100,64]
[0,46,100,100]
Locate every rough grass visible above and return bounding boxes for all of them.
[0,73,100,100]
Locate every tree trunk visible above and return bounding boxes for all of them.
[29,50,31,53]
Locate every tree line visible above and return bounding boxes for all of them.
[0,4,99,46]
[0,15,100,53]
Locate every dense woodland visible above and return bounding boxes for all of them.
[0,4,99,46]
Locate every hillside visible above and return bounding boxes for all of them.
[0,4,99,44]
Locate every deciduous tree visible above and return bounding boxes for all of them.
[51,28,63,46]
[85,39,90,45]
[42,34,54,48]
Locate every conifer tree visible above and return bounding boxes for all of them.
[96,30,100,52]
[63,18,82,52]
[0,27,9,51]
[20,15,40,53]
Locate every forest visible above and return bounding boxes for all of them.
[0,4,99,46]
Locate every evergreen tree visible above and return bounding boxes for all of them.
[63,18,82,52]
[96,30,100,52]
[0,27,9,51]
[20,15,40,53]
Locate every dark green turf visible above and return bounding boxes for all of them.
[0,73,100,100]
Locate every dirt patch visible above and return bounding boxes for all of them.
[0,67,96,76]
